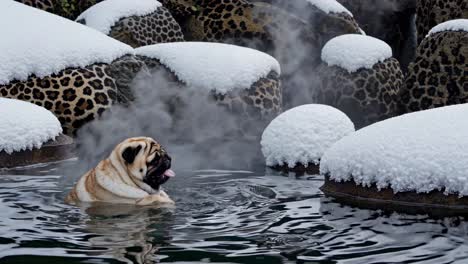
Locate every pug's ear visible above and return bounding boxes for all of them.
[122,145,142,164]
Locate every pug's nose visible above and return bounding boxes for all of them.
[163,155,172,168]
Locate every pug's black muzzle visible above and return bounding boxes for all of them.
[144,154,172,190]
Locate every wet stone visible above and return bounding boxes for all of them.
[321,175,468,217]
[271,162,320,176]
[0,134,75,168]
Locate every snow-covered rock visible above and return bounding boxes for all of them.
[0,1,133,85]
[428,19,468,36]
[401,18,467,114]
[135,42,281,94]
[76,0,162,35]
[0,98,62,154]
[321,104,468,197]
[306,0,353,16]
[261,104,355,168]
[321,34,393,73]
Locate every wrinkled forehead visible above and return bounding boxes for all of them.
[120,138,166,152]
[142,139,167,156]
[149,140,165,152]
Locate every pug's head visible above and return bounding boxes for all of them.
[114,137,175,191]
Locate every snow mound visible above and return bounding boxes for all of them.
[306,0,353,16]
[321,34,392,73]
[0,98,62,154]
[428,19,468,36]
[76,0,162,34]
[261,104,355,168]
[320,104,468,197]
[0,1,133,85]
[135,42,281,94]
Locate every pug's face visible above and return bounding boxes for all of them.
[116,137,175,190]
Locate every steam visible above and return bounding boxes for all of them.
[68,2,324,179]
[70,69,265,180]
[68,0,417,179]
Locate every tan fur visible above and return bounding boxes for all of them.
[65,137,174,206]
[64,188,78,204]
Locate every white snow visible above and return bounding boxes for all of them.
[135,42,281,94]
[428,19,468,36]
[0,1,133,85]
[0,98,62,154]
[261,104,355,168]
[320,103,468,197]
[306,0,353,16]
[76,0,162,35]
[321,34,393,73]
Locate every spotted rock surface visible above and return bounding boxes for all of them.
[316,58,403,128]
[16,0,102,20]
[0,55,144,135]
[111,7,183,47]
[401,30,468,113]
[77,6,185,48]
[161,0,274,49]
[160,0,359,56]
[161,0,360,108]
[416,0,468,44]
[15,0,56,13]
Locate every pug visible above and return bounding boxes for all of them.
[65,137,175,205]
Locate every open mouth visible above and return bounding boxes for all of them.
[144,160,175,190]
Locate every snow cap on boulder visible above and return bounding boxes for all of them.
[0,98,62,154]
[321,104,468,197]
[321,34,392,73]
[0,1,133,85]
[135,42,281,94]
[261,104,355,168]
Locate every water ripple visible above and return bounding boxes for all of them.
[0,162,468,263]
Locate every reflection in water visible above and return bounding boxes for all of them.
[82,203,175,264]
[318,200,468,263]
[1,161,468,263]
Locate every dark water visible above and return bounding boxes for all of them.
[1,161,468,264]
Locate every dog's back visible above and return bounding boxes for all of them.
[65,168,96,205]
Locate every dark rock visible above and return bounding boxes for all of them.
[271,163,320,176]
[321,175,468,217]
[337,0,417,71]
[0,134,75,168]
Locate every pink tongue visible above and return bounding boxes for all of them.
[163,169,176,178]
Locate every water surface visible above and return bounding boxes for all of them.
[1,161,468,263]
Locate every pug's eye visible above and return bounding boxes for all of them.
[154,153,161,160]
